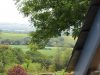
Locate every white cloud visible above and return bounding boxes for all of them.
[0,0,29,24]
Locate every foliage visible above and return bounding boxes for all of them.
[53,48,62,71]
[5,63,16,73]
[47,36,76,48]
[29,43,38,51]
[7,65,27,75]
[55,70,66,75]
[15,0,89,48]
[0,44,72,73]
[48,65,55,72]
[53,48,72,71]
[22,63,42,72]
[0,45,26,73]
[0,45,17,73]
[25,50,43,62]
[0,62,4,73]
[25,50,51,70]
[12,48,25,64]
[10,45,29,52]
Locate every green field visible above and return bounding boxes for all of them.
[38,47,73,56]
[10,45,73,57]
[10,45,29,52]
[0,32,29,40]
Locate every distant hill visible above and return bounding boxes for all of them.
[0,23,34,33]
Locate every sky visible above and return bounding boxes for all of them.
[0,0,29,24]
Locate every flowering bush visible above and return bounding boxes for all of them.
[7,65,27,75]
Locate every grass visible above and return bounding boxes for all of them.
[10,45,73,57]
[10,45,29,52]
[38,47,72,56]
[38,47,58,56]
[0,32,29,40]
[10,45,59,54]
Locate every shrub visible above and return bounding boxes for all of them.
[0,62,4,73]
[0,45,17,73]
[12,48,25,64]
[7,65,27,75]
[23,63,42,72]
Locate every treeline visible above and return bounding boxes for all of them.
[0,36,75,48]
[0,37,30,45]
[47,36,75,48]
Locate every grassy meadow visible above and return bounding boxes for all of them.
[10,45,73,56]
[10,45,29,52]
[0,32,28,40]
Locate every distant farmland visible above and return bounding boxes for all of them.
[0,32,29,40]
[0,32,76,48]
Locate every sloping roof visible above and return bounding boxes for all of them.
[67,0,100,71]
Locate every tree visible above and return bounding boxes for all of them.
[12,48,25,64]
[15,0,89,48]
[29,43,38,51]
[52,47,72,71]
[25,50,51,70]
[0,45,16,73]
[7,65,27,75]
[53,48,62,71]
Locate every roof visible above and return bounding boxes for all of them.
[67,0,100,71]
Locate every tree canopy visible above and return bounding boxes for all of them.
[15,0,89,48]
